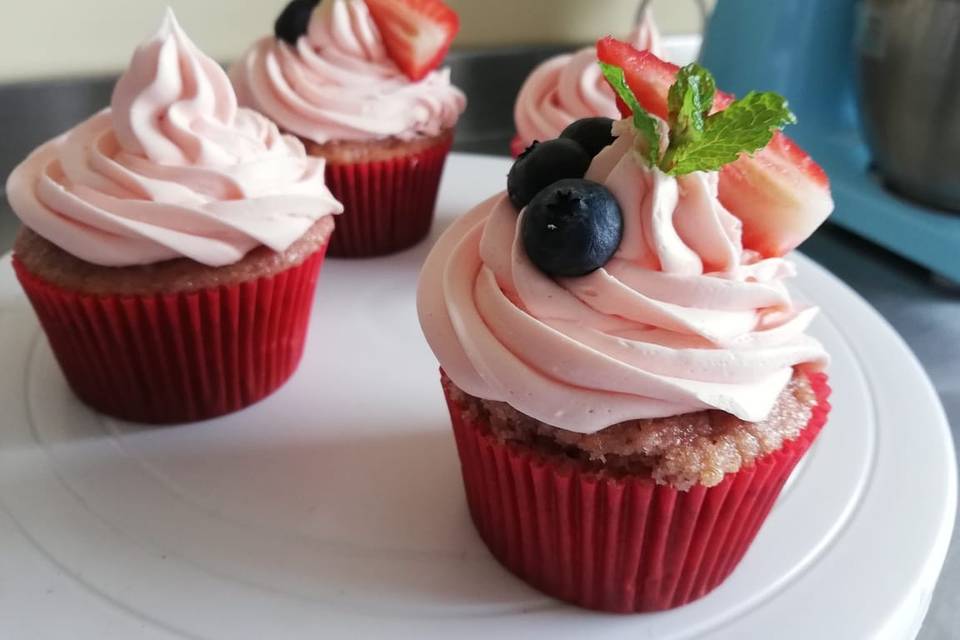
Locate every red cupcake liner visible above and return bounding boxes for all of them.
[510,133,527,158]
[12,247,327,424]
[324,136,453,257]
[444,372,831,613]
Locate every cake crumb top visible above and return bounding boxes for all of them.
[444,370,818,491]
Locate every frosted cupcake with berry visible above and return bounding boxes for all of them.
[510,9,662,157]
[7,10,342,423]
[418,37,834,612]
[231,0,466,257]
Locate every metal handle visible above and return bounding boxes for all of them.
[635,0,709,32]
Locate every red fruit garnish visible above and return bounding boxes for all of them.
[365,0,459,82]
[596,36,832,257]
[719,131,832,257]
[597,36,734,120]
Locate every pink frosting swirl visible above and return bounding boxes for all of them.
[229,0,466,144]
[6,10,342,268]
[418,120,827,433]
[513,13,663,147]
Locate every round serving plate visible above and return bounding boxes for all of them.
[0,153,954,640]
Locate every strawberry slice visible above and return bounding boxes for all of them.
[719,132,832,256]
[597,36,734,120]
[364,0,459,82]
[597,36,832,257]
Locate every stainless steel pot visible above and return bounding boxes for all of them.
[857,0,960,211]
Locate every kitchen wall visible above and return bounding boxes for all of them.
[0,0,710,82]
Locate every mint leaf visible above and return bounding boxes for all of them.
[667,63,716,144]
[598,62,661,166]
[598,61,794,176]
[664,91,796,175]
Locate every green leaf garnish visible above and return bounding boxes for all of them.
[664,91,796,175]
[667,63,715,146]
[599,62,661,167]
[597,61,796,176]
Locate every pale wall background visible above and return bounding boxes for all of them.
[0,0,711,83]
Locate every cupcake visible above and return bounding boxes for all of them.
[230,0,466,257]
[510,10,662,157]
[418,39,835,612]
[7,10,343,424]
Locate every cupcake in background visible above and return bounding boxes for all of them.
[418,38,834,612]
[231,0,466,257]
[7,9,342,424]
[510,10,662,157]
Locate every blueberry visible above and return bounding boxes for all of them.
[521,179,623,278]
[275,0,319,45]
[507,138,591,210]
[560,117,616,158]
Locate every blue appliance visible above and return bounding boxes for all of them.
[700,0,960,282]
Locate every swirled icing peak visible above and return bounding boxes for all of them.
[417,120,828,433]
[229,0,465,144]
[7,9,342,268]
[513,12,663,148]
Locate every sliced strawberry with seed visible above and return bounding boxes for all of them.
[596,36,831,257]
[719,131,833,257]
[597,36,733,119]
[364,0,459,82]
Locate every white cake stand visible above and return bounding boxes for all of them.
[0,153,954,639]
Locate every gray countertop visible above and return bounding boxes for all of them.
[0,48,957,638]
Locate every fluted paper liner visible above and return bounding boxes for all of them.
[13,248,327,424]
[444,372,831,613]
[324,136,452,257]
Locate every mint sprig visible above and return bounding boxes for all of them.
[599,62,661,167]
[665,91,796,174]
[598,61,796,176]
[666,63,715,147]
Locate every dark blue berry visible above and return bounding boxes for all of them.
[275,0,320,45]
[521,179,623,278]
[507,138,591,210]
[560,117,616,158]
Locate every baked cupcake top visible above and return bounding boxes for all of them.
[230,0,466,145]
[418,40,834,434]
[6,10,342,268]
[513,12,662,150]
